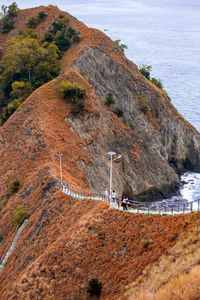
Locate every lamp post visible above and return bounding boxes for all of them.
[107,151,116,203]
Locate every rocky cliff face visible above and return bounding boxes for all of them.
[0,5,200,300]
[73,45,200,199]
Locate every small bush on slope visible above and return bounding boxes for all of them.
[86,279,102,298]
[9,179,21,195]
[12,204,29,227]
[27,11,48,29]
[59,81,86,115]
[44,14,80,56]
[105,92,115,105]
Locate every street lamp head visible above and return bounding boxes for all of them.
[113,154,122,161]
[107,151,116,156]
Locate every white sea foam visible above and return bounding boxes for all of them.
[180,172,200,210]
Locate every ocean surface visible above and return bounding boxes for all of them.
[4,0,200,204]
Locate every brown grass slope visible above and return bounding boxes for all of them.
[0,5,200,300]
[125,214,200,300]
[1,190,199,299]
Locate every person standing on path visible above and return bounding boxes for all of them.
[121,194,128,211]
[104,189,109,202]
[111,190,117,203]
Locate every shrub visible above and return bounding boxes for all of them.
[9,180,21,194]
[141,239,150,249]
[113,108,123,117]
[27,17,37,29]
[43,15,80,55]
[139,65,152,80]
[1,17,14,33]
[105,92,115,105]
[0,233,3,243]
[27,11,47,29]
[11,81,33,99]
[59,81,86,100]
[86,279,102,298]
[137,95,150,114]
[37,11,48,22]
[12,204,29,227]
[59,81,86,115]
[151,77,163,89]
[114,39,128,52]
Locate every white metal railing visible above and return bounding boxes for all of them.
[61,182,200,215]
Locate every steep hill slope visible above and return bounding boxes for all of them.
[0,5,200,300]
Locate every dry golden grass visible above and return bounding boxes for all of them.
[125,218,200,300]
[138,265,200,300]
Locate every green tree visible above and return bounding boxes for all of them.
[0,3,19,33]
[7,2,19,18]
[0,35,60,93]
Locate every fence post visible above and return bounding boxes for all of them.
[198,200,200,211]
[171,206,174,215]
[191,202,193,212]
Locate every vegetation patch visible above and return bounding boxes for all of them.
[137,95,151,114]
[43,14,80,56]
[0,2,19,34]
[141,239,150,249]
[27,11,48,29]
[113,108,124,118]
[105,92,115,105]
[0,10,80,125]
[138,64,164,91]
[0,31,60,124]
[86,279,102,298]
[8,179,21,195]
[114,39,128,52]
[0,232,3,243]
[12,204,29,227]
[151,77,163,89]
[59,81,86,115]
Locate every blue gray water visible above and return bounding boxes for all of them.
[3,0,200,203]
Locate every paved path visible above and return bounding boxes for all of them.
[0,220,28,272]
[62,183,200,215]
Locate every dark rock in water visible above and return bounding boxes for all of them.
[181,180,187,185]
